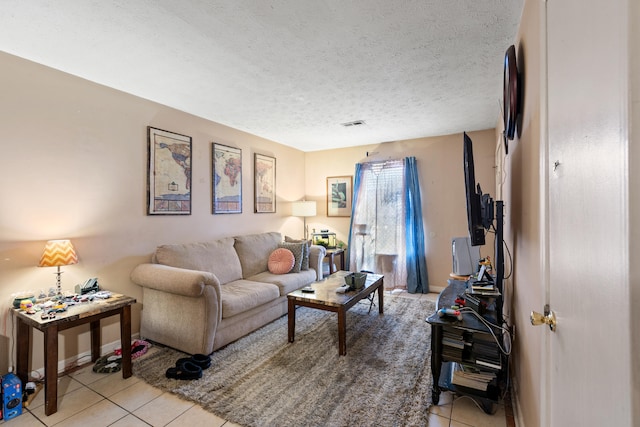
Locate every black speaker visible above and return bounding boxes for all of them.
[2,373,22,421]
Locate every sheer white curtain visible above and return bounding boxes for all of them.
[348,160,407,290]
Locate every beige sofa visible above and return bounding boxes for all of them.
[130,232,324,355]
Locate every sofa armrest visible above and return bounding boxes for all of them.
[309,245,326,281]
[130,263,222,297]
[132,263,223,354]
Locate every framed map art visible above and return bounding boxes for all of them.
[212,143,242,214]
[147,126,192,215]
[254,153,276,213]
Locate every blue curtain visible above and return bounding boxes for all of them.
[346,163,363,268]
[347,158,428,292]
[405,157,429,293]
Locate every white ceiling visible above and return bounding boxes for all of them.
[0,0,523,152]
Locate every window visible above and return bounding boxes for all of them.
[349,160,406,289]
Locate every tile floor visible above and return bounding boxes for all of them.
[1,291,510,427]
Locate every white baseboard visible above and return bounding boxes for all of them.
[511,372,526,427]
[28,334,140,379]
[430,285,446,294]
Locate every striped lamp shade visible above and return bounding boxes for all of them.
[38,240,78,267]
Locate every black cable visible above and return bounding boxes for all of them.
[486,222,513,280]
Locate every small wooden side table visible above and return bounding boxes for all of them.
[12,293,136,416]
[324,248,345,274]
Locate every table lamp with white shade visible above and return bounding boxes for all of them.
[291,200,316,240]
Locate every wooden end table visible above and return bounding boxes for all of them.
[287,271,383,355]
[12,293,136,415]
[324,248,345,275]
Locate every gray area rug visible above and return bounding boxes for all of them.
[133,295,435,427]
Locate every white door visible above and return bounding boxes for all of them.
[543,0,631,425]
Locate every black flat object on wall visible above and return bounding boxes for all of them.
[503,45,519,152]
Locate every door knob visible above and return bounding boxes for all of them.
[530,304,556,331]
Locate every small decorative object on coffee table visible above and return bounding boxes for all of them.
[344,272,367,289]
[287,271,383,355]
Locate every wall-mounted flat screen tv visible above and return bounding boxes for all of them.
[463,132,486,246]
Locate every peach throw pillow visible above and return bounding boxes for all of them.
[268,248,295,274]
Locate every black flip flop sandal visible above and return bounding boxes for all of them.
[165,360,202,380]
[176,354,211,370]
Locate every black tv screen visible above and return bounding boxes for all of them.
[463,132,486,246]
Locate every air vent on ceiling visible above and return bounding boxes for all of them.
[341,120,366,127]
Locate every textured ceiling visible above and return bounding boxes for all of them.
[0,0,523,152]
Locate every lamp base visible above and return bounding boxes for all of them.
[55,267,63,296]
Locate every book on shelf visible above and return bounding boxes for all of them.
[471,282,495,290]
[472,338,502,369]
[466,287,501,297]
[450,362,496,391]
[475,358,502,370]
[442,338,465,349]
[442,330,468,349]
[465,279,501,297]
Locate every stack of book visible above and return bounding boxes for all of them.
[466,280,501,297]
[472,333,502,370]
[442,329,468,363]
[451,362,497,391]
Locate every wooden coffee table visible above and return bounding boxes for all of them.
[287,271,384,355]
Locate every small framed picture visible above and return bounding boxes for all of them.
[254,153,276,213]
[212,143,242,214]
[327,176,353,217]
[147,126,192,215]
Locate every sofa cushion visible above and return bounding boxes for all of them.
[250,269,317,296]
[268,248,295,274]
[154,238,243,285]
[234,232,282,278]
[284,236,311,270]
[219,280,280,318]
[278,242,304,273]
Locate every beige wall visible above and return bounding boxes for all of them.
[0,52,308,372]
[304,129,497,292]
[499,0,544,425]
[504,0,638,425]
[0,50,498,373]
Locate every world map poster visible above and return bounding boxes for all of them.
[254,153,275,213]
[213,143,242,214]
[147,127,192,215]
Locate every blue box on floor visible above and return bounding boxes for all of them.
[2,373,22,421]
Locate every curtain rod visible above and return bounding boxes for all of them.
[360,158,404,167]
